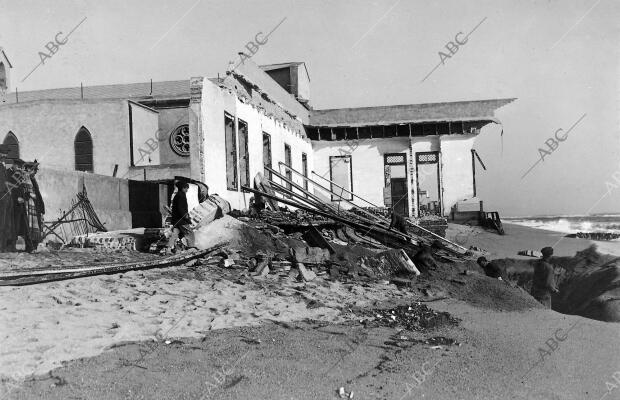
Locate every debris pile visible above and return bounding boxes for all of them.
[359,303,460,331]
[242,168,470,263]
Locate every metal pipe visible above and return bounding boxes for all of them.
[265,165,339,214]
[280,161,386,226]
[241,186,407,241]
[275,162,411,240]
[306,168,467,252]
[311,170,382,209]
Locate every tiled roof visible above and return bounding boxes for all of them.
[2,80,190,104]
[309,98,516,127]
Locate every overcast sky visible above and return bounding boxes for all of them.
[1,0,618,217]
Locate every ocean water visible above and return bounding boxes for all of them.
[504,214,620,235]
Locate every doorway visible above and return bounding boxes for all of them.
[415,151,441,217]
[383,153,409,217]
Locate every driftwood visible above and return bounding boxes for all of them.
[0,244,224,286]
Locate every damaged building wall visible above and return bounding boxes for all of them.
[312,133,482,218]
[0,99,130,176]
[312,137,416,213]
[36,167,131,231]
[439,134,477,216]
[198,78,313,210]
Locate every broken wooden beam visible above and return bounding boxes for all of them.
[0,245,225,286]
[302,225,336,254]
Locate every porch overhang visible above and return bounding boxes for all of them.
[306,98,515,141]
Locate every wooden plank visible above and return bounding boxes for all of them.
[0,245,224,285]
[302,225,336,254]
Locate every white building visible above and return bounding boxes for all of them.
[0,48,514,227]
[307,99,514,218]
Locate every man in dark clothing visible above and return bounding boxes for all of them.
[167,182,192,253]
[27,161,45,243]
[0,145,16,252]
[413,241,441,272]
[477,256,504,279]
[249,195,266,218]
[8,159,33,252]
[531,246,559,309]
[388,209,408,235]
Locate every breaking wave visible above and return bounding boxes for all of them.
[504,214,620,235]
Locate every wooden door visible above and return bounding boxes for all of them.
[390,178,408,217]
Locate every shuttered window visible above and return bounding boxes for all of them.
[224,114,237,190]
[301,153,308,190]
[74,127,94,172]
[238,119,250,187]
[284,144,292,191]
[263,133,272,180]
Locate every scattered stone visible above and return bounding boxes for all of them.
[360,303,460,331]
[297,263,317,282]
[254,259,270,276]
[290,246,330,264]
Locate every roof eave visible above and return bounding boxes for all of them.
[307,117,500,128]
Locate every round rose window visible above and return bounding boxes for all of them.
[170,125,190,156]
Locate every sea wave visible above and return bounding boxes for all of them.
[504,216,620,235]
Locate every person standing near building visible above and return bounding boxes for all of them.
[0,145,16,252]
[7,159,34,252]
[388,208,408,235]
[166,181,192,253]
[531,246,559,309]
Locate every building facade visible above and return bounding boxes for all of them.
[0,47,514,227]
[307,99,514,218]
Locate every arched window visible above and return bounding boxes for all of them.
[0,62,6,90]
[3,131,19,161]
[74,127,93,172]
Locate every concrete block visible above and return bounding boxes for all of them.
[297,262,317,282]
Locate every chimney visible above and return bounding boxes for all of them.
[260,62,310,105]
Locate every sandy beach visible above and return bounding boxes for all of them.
[447,222,620,258]
[1,221,619,399]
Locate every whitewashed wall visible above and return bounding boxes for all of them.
[311,137,412,211]
[312,134,481,218]
[199,79,313,210]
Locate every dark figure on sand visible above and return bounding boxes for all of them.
[413,241,442,272]
[167,181,192,253]
[531,246,559,309]
[0,145,16,252]
[477,256,504,279]
[389,209,408,235]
